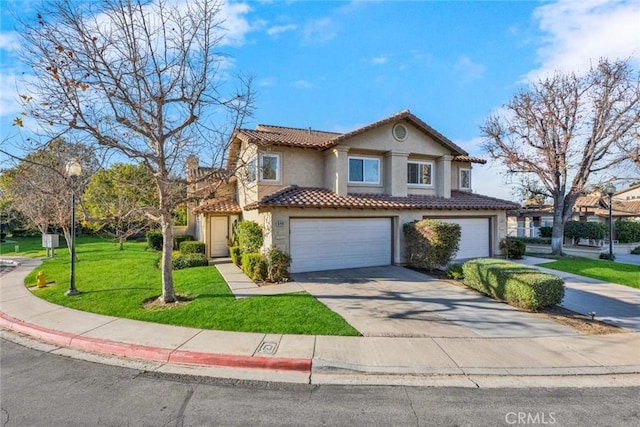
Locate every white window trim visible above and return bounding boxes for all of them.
[259,153,280,182]
[407,160,434,187]
[459,168,471,190]
[348,156,381,185]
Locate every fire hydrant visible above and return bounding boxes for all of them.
[36,271,46,288]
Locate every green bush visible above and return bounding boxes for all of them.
[403,219,461,270]
[500,237,526,259]
[237,220,263,253]
[538,226,552,238]
[564,220,607,241]
[179,241,205,255]
[252,257,269,282]
[599,253,616,261]
[173,253,208,270]
[174,234,194,249]
[241,252,262,278]
[266,246,291,283]
[445,263,464,280]
[630,246,640,255]
[146,230,163,251]
[512,236,552,245]
[229,246,242,266]
[462,259,565,311]
[615,220,640,243]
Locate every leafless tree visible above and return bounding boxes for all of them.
[482,59,640,255]
[15,0,254,302]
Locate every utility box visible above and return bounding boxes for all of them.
[42,234,59,258]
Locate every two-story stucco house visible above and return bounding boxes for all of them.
[187,110,519,273]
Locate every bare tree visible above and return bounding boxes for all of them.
[482,59,640,255]
[16,0,254,302]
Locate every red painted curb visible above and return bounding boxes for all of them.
[0,312,311,372]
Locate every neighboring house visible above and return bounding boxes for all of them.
[508,185,640,238]
[188,110,519,273]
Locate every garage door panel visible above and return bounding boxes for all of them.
[290,218,391,273]
[439,218,490,260]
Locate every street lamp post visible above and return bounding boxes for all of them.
[604,184,617,261]
[65,158,82,296]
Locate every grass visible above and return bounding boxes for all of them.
[16,236,359,336]
[539,257,640,289]
[1,235,51,257]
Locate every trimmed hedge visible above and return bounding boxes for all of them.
[403,219,461,270]
[241,252,262,279]
[179,241,205,255]
[615,220,640,243]
[564,220,607,240]
[146,230,163,250]
[237,220,263,253]
[500,237,526,259]
[462,258,564,311]
[511,236,552,245]
[173,253,208,270]
[174,234,194,249]
[229,246,242,266]
[252,257,268,282]
[538,226,552,238]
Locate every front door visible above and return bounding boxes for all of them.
[210,217,228,257]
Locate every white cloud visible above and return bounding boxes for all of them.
[372,56,388,65]
[303,17,336,44]
[527,0,640,80]
[218,1,254,46]
[258,77,275,87]
[267,24,297,36]
[0,31,19,51]
[293,80,315,89]
[454,55,485,81]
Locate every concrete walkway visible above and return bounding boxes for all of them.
[1,256,639,387]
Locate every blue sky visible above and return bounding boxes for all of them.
[1,0,639,201]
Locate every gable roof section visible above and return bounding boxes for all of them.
[193,197,242,215]
[232,110,485,163]
[244,185,519,211]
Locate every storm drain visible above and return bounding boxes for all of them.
[256,341,278,355]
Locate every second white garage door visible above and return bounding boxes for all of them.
[439,218,490,260]
[290,218,392,273]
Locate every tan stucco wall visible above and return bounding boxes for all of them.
[255,207,508,264]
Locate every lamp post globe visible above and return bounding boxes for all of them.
[65,158,82,296]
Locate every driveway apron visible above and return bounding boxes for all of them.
[293,266,578,338]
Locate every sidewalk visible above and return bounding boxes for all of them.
[1,256,639,387]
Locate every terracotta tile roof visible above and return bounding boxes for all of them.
[235,126,341,149]
[233,110,483,162]
[618,200,640,214]
[452,155,486,165]
[245,186,519,211]
[193,198,242,214]
[575,194,603,208]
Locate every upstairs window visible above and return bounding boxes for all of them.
[260,154,280,182]
[460,168,471,190]
[407,161,433,186]
[348,157,380,184]
[246,157,257,183]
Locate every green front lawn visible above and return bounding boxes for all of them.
[20,237,359,336]
[1,235,51,257]
[539,258,640,289]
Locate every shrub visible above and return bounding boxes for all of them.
[146,230,163,250]
[241,252,262,278]
[538,226,553,238]
[564,220,607,241]
[599,253,616,261]
[237,220,263,253]
[266,246,291,283]
[173,253,208,270]
[512,236,552,245]
[630,246,640,255]
[445,263,464,280]
[403,219,461,270]
[462,259,564,311]
[229,246,242,266]
[252,257,269,282]
[174,234,194,249]
[615,220,640,243]
[179,241,205,255]
[500,237,526,259]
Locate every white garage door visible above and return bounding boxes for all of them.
[439,218,490,260]
[290,218,392,273]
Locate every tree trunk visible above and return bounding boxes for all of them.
[551,196,564,255]
[160,214,176,303]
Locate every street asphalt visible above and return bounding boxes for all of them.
[1,254,639,387]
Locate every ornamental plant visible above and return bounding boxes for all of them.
[237,220,263,253]
[403,219,460,270]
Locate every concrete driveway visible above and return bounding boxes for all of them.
[293,266,578,338]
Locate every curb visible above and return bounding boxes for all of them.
[0,312,312,373]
